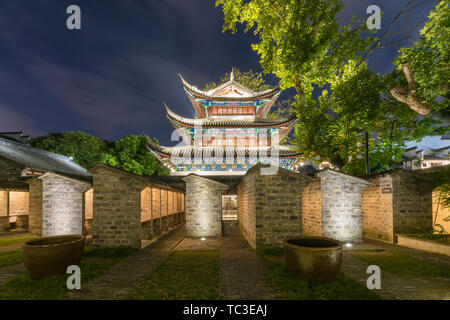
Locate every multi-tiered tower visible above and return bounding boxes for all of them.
[147,70,301,175]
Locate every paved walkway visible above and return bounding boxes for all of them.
[364,238,450,268]
[0,263,26,285]
[342,253,450,300]
[220,222,279,300]
[65,226,186,300]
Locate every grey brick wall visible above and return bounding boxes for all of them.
[90,165,185,248]
[362,175,394,242]
[302,178,322,237]
[183,174,229,237]
[27,178,43,236]
[361,169,435,242]
[40,172,91,236]
[237,165,313,248]
[91,166,148,248]
[318,169,371,243]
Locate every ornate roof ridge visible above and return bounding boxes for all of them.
[178,73,280,100]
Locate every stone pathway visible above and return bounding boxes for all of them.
[342,253,450,300]
[65,225,186,300]
[364,238,450,268]
[0,232,32,253]
[0,263,26,285]
[220,222,279,300]
[0,243,25,253]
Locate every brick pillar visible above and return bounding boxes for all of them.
[317,169,371,243]
[153,218,161,235]
[161,216,168,232]
[183,174,229,237]
[40,172,91,237]
[90,165,147,248]
[27,178,43,236]
[141,220,153,240]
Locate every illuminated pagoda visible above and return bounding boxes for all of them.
[147,70,301,175]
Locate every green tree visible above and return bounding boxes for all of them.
[216,0,448,173]
[29,131,112,169]
[105,135,168,176]
[391,0,449,115]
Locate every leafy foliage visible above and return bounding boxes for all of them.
[415,225,448,240]
[104,135,168,176]
[30,131,168,176]
[216,0,449,173]
[29,131,112,170]
[203,68,271,92]
[394,0,449,113]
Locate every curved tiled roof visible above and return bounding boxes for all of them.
[146,137,301,159]
[179,74,280,101]
[165,104,298,128]
[0,137,91,178]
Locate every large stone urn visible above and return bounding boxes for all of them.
[23,235,85,278]
[284,236,343,282]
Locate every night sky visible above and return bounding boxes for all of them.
[0,0,438,145]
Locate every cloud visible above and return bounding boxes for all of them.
[21,53,207,140]
[0,103,43,136]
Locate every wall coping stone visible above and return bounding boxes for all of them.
[245,163,315,181]
[183,173,230,190]
[317,168,371,186]
[38,171,92,188]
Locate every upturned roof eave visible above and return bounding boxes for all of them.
[165,104,298,129]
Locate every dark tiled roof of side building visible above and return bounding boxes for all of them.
[0,136,91,179]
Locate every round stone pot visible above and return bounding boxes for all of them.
[23,235,85,278]
[284,237,343,282]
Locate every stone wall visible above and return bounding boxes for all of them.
[183,174,229,237]
[302,178,322,237]
[237,165,313,248]
[91,166,148,248]
[318,170,370,243]
[361,175,394,242]
[361,169,437,242]
[27,178,43,235]
[40,172,91,236]
[236,168,258,248]
[392,171,432,235]
[90,165,185,248]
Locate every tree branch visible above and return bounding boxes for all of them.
[357,0,415,67]
[390,63,432,115]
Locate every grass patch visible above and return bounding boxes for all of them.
[256,249,380,300]
[348,250,450,279]
[0,250,22,268]
[0,246,137,300]
[0,237,35,247]
[128,250,220,300]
